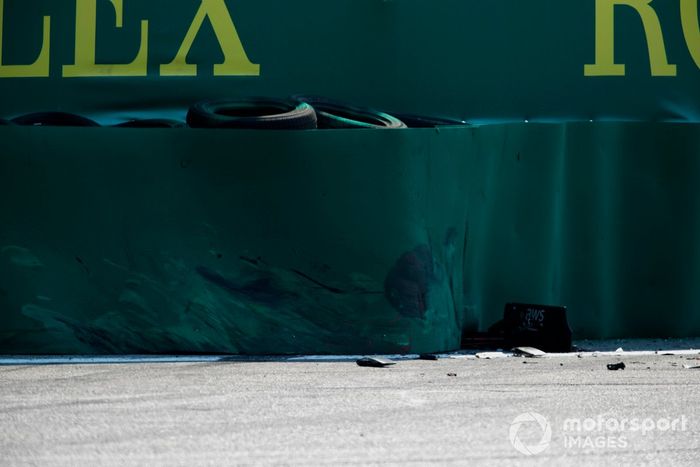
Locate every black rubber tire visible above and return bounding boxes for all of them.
[393,113,468,128]
[114,119,186,128]
[187,98,317,130]
[297,97,406,129]
[11,112,100,127]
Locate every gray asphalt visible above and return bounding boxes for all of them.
[1,350,700,466]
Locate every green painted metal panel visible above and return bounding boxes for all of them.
[1,123,699,354]
[462,123,700,339]
[0,126,470,354]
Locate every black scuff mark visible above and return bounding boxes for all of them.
[122,227,136,270]
[75,256,90,275]
[239,256,382,296]
[462,221,469,273]
[444,227,460,323]
[196,266,293,306]
[458,221,470,325]
[74,326,123,354]
[290,269,345,295]
[384,245,434,319]
[346,290,384,296]
[239,255,262,267]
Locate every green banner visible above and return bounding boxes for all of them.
[0,0,699,122]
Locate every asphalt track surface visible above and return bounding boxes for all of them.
[2,340,700,466]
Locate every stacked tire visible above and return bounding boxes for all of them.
[2,98,469,130]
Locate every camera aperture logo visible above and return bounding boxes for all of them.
[509,412,552,456]
[510,412,689,455]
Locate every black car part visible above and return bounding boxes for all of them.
[489,303,573,353]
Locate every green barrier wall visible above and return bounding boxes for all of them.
[463,123,700,339]
[0,126,469,354]
[1,123,699,354]
[2,0,699,353]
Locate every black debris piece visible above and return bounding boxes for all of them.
[607,362,626,371]
[488,303,572,352]
[447,373,457,377]
[419,354,439,361]
[356,357,396,368]
[512,346,546,358]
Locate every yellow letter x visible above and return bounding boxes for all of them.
[161,0,260,76]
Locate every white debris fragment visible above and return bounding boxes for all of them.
[475,352,511,359]
[512,347,546,358]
